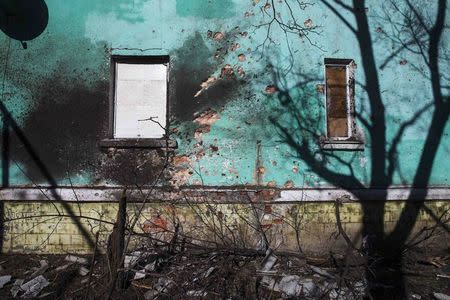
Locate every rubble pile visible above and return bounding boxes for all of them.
[0,247,448,299]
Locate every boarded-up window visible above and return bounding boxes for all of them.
[114,61,167,138]
[325,59,354,139]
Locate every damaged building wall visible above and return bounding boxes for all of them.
[0,0,448,188]
[0,0,449,254]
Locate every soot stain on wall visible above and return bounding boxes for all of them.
[4,30,253,186]
[97,148,170,186]
[170,31,249,122]
[10,73,109,183]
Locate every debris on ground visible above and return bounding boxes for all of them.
[0,241,448,299]
[434,292,450,300]
[30,260,49,278]
[0,275,11,289]
[20,275,49,298]
[78,266,90,276]
[65,255,89,266]
[11,279,24,298]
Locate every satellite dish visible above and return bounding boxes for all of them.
[0,0,48,41]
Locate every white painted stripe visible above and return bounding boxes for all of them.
[277,187,450,202]
[0,187,448,202]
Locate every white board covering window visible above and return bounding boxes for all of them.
[114,62,167,138]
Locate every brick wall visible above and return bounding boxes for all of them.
[2,201,449,254]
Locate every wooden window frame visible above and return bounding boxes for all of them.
[321,58,364,151]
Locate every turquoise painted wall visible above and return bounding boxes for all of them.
[0,0,448,188]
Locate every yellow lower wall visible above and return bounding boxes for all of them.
[2,200,449,254]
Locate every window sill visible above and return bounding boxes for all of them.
[320,139,364,151]
[99,138,177,149]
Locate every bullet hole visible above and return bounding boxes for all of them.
[265,85,277,94]
[316,84,325,94]
[230,43,240,51]
[194,108,221,126]
[304,18,313,28]
[284,180,294,188]
[221,64,234,78]
[213,32,224,41]
[237,66,245,77]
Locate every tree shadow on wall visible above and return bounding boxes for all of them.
[267,0,449,298]
[0,0,97,251]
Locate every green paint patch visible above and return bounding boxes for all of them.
[176,0,236,19]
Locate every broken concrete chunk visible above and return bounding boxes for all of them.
[133,270,146,280]
[20,275,49,298]
[144,289,158,300]
[260,249,277,272]
[263,275,318,298]
[124,254,142,269]
[154,277,174,292]
[434,293,450,300]
[144,277,174,299]
[329,287,350,300]
[78,266,90,276]
[187,290,207,297]
[55,264,71,271]
[38,291,54,298]
[261,276,277,290]
[30,260,49,278]
[203,267,215,278]
[277,275,303,297]
[298,278,319,297]
[11,279,24,297]
[65,255,89,266]
[133,261,157,281]
[0,275,11,289]
[310,265,334,279]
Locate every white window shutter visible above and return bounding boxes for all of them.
[114,63,167,138]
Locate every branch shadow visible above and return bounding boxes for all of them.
[0,102,96,250]
[267,0,449,297]
[0,1,96,251]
